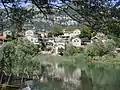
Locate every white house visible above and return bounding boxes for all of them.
[25,35,39,45]
[60,29,81,41]
[25,30,34,37]
[37,31,48,38]
[71,37,81,47]
[24,30,39,44]
[71,29,81,37]
[91,33,107,43]
[47,38,55,44]
[91,36,100,43]
[3,30,12,38]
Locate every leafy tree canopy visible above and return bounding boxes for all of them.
[0,38,40,74]
[52,25,64,36]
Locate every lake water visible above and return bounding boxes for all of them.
[22,79,120,90]
[23,79,81,90]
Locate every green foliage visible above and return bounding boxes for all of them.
[64,45,84,56]
[9,7,34,33]
[15,38,39,55]
[104,39,116,54]
[86,41,104,58]
[0,10,9,31]
[0,38,40,74]
[0,42,16,72]
[71,0,120,32]
[86,39,116,58]
[79,26,92,39]
[108,35,120,48]
[115,38,120,48]
[52,25,63,36]
[107,20,120,37]
[47,32,53,37]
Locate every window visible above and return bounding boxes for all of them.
[7,32,11,34]
[77,39,79,42]
[66,36,70,38]
[74,40,77,42]
[74,39,79,42]
[31,38,33,41]
[35,39,38,43]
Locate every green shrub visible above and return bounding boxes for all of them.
[64,45,84,56]
[108,35,120,48]
[103,39,116,55]
[86,39,116,58]
[112,37,120,48]
[85,41,104,58]
[79,26,92,39]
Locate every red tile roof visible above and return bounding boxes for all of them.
[0,36,5,40]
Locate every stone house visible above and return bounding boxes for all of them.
[71,36,81,47]
[25,30,34,37]
[73,29,81,36]
[3,30,12,38]
[70,29,81,37]
[91,36,100,43]
[25,30,39,44]
[61,33,70,43]
[25,35,39,45]
[37,31,49,38]
[60,29,81,43]
[45,40,65,55]
[91,33,107,43]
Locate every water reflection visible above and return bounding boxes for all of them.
[21,69,120,90]
[22,85,31,90]
[32,79,80,90]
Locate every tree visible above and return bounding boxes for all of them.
[104,39,116,56]
[86,39,116,58]
[0,9,9,32]
[107,20,120,36]
[0,42,16,72]
[0,38,40,74]
[47,32,53,37]
[79,26,92,39]
[64,45,84,56]
[1,0,120,32]
[52,25,63,36]
[9,7,34,33]
[86,41,104,58]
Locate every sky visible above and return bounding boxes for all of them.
[0,0,71,8]
[0,0,119,8]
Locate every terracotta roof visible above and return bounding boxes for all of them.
[0,36,5,41]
